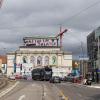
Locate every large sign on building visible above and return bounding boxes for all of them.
[23,37,58,47]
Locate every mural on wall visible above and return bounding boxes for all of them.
[52,56,57,65]
[44,56,49,66]
[37,56,42,66]
[23,56,28,63]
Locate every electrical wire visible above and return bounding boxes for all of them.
[63,0,100,23]
[1,0,100,29]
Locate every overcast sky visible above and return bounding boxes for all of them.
[0,0,100,59]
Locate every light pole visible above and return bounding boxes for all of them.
[97,36,100,69]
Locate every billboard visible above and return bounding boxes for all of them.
[23,37,58,47]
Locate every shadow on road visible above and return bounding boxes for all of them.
[88,94,100,100]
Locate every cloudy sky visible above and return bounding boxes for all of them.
[0,0,100,59]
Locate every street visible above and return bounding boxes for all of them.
[0,80,59,100]
[0,80,100,100]
[56,82,100,100]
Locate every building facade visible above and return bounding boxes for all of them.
[87,27,100,71]
[7,36,72,76]
[0,55,7,74]
[87,27,100,82]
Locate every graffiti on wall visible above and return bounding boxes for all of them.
[23,38,58,47]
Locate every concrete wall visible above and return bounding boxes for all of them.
[7,54,15,76]
[62,54,72,67]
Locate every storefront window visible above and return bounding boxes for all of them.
[37,56,42,66]
[44,56,49,66]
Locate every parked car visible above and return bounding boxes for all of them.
[64,73,83,83]
[64,73,75,82]
[49,76,61,83]
[22,75,27,80]
[86,77,92,85]
[83,77,92,85]
[15,74,22,79]
[8,75,15,80]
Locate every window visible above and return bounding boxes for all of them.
[44,56,49,66]
[23,56,27,63]
[37,56,42,66]
[30,56,35,64]
[52,56,57,65]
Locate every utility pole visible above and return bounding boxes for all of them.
[98,36,100,69]
[80,42,84,76]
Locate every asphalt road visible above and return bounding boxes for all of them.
[56,82,100,100]
[0,80,60,100]
[0,80,100,100]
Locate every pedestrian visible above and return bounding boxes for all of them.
[83,78,87,85]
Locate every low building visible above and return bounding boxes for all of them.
[7,36,72,76]
[0,55,7,74]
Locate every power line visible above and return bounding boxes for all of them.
[0,1,100,29]
[64,0,100,23]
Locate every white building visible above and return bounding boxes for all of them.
[7,36,72,76]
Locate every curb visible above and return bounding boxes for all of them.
[74,83,100,89]
[87,85,100,89]
[0,80,7,89]
[0,81,19,98]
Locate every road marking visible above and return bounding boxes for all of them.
[44,92,46,96]
[0,81,19,98]
[18,95,26,100]
[59,90,69,100]
[32,84,35,87]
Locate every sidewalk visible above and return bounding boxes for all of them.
[87,82,100,89]
[0,80,19,98]
[74,81,100,89]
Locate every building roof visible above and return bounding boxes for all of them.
[19,46,60,48]
[0,55,7,64]
[7,50,72,55]
[23,36,58,40]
